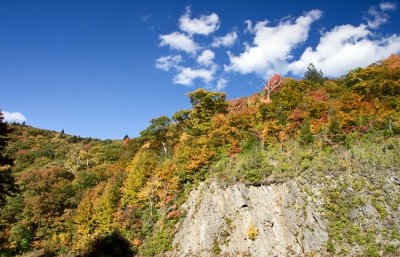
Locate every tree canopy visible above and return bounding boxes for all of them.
[0,111,18,207]
[304,63,325,84]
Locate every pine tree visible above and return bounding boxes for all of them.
[0,111,19,206]
[304,63,325,84]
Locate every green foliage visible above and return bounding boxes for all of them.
[138,225,173,257]
[0,111,19,207]
[304,63,325,84]
[186,88,228,135]
[1,56,400,256]
[172,109,191,131]
[299,119,313,144]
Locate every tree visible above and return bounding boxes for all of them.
[304,63,325,84]
[172,109,191,131]
[0,111,19,206]
[263,74,283,103]
[140,116,171,155]
[186,88,228,135]
[60,129,65,139]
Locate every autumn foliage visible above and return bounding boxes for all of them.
[1,56,400,256]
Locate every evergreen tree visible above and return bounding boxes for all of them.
[0,111,19,206]
[60,128,65,138]
[304,63,325,84]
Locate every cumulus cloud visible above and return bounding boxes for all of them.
[173,67,216,86]
[225,10,322,76]
[179,7,220,36]
[364,2,397,29]
[156,4,400,89]
[212,31,238,47]
[159,32,199,53]
[155,55,182,71]
[288,24,400,77]
[2,111,27,123]
[196,49,215,66]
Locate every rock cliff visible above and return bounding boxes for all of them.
[172,180,328,257]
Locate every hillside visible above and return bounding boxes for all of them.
[1,55,400,257]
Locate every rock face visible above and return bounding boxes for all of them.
[171,181,328,257]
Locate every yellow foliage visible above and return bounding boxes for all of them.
[179,132,189,143]
[122,149,157,206]
[247,222,259,240]
[261,120,281,142]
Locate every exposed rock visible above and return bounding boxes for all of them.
[349,209,359,220]
[171,180,328,257]
[362,202,378,219]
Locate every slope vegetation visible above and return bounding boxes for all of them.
[0,55,400,256]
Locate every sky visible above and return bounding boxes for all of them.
[1,0,399,139]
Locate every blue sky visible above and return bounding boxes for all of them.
[1,0,399,139]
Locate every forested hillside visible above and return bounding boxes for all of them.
[1,55,400,256]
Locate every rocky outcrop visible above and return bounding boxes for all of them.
[171,180,328,257]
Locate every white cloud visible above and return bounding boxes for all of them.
[196,49,215,66]
[214,78,228,91]
[225,10,322,76]
[380,2,397,11]
[159,32,199,53]
[365,2,397,29]
[2,111,27,123]
[212,31,238,47]
[366,7,389,29]
[173,67,216,86]
[155,55,182,71]
[288,24,400,77]
[179,7,220,36]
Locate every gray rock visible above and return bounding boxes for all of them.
[171,181,328,257]
[362,202,378,219]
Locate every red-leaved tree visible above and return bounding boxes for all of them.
[263,74,283,103]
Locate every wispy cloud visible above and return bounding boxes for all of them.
[2,111,27,123]
[364,1,397,29]
[380,2,397,11]
[214,78,228,91]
